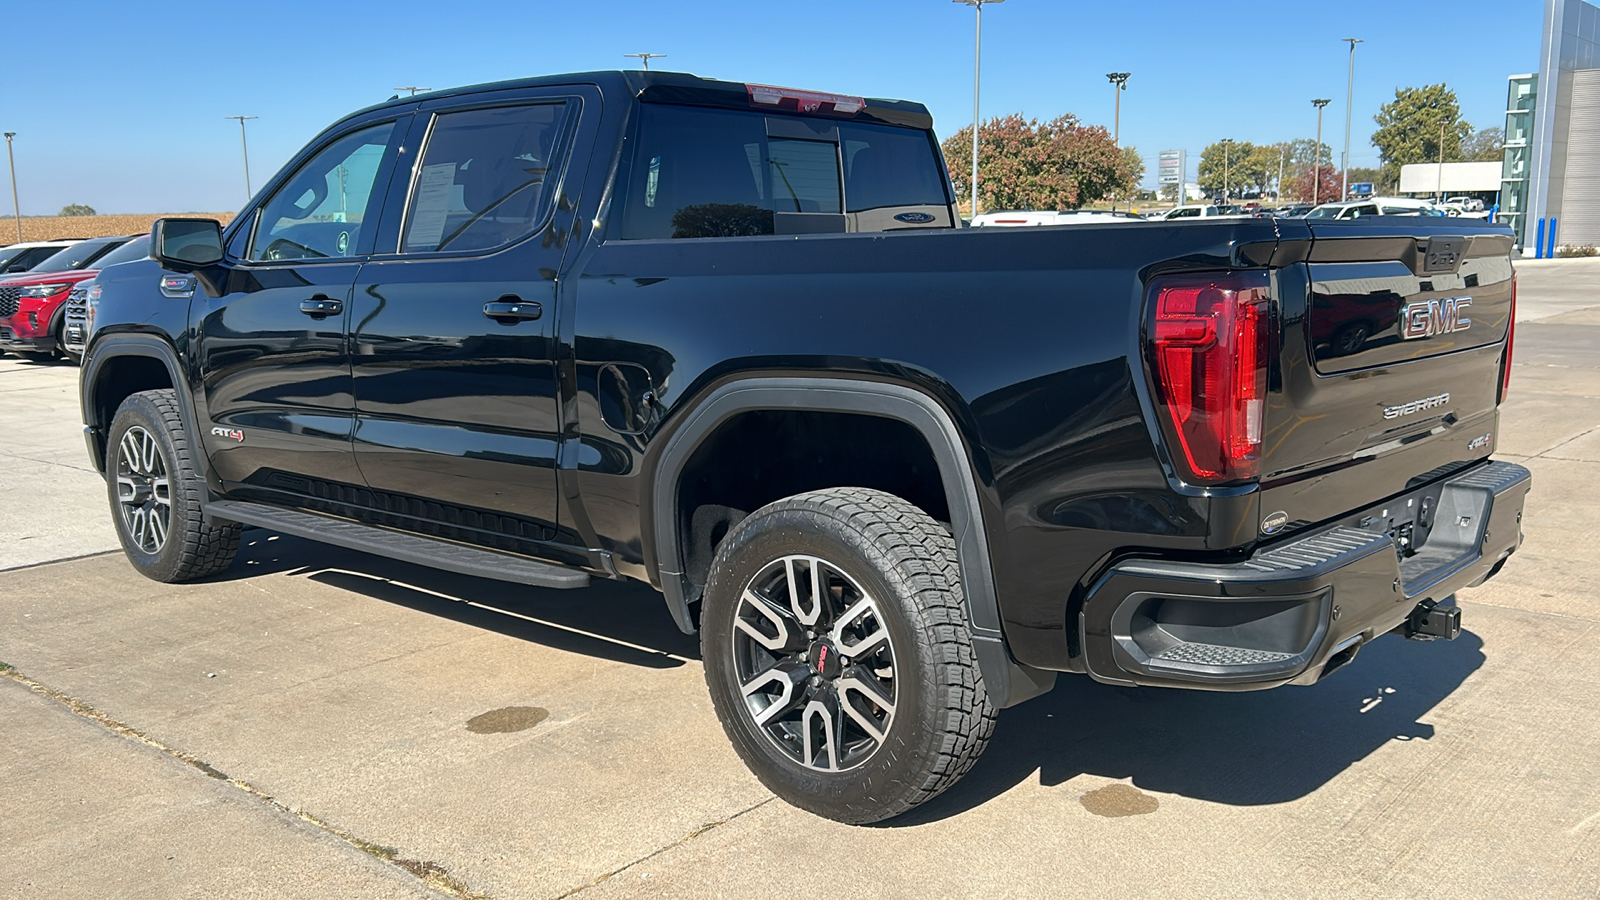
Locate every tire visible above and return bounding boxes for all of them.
[701,487,996,824]
[106,389,240,582]
[12,350,54,362]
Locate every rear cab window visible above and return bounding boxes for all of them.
[400,102,573,254]
[619,104,953,240]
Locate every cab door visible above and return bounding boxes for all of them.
[196,114,408,499]
[347,87,596,543]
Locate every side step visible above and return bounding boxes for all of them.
[206,500,591,590]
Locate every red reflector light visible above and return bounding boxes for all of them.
[746,83,865,115]
[1146,272,1271,485]
[1500,272,1516,402]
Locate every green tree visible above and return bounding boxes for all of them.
[1463,126,1505,162]
[58,203,95,217]
[942,113,1135,212]
[1197,140,1256,197]
[1371,84,1473,184]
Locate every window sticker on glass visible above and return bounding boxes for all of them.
[407,162,458,249]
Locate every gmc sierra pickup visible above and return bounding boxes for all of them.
[82,71,1529,824]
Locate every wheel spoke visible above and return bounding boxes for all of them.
[119,430,144,475]
[787,557,822,626]
[802,697,841,772]
[151,476,171,509]
[734,589,794,651]
[831,596,889,658]
[140,431,159,473]
[147,505,169,549]
[740,660,809,727]
[837,673,894,744]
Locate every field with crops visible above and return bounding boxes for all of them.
[3,213,237,244]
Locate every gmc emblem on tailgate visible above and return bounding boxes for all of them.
[1401,296,1472,340]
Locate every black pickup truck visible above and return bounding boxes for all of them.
[82,71,1529,824]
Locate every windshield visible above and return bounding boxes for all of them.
[89,235,151,269]
[30,237,132,273]
[1305,206,1341,219]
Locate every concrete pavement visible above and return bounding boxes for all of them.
[3,261,1599,899]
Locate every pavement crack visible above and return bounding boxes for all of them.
[1533,425,1599,459]
[0,665,491,900]
[554,796,776,898]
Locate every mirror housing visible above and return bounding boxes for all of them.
[151,218,224,271]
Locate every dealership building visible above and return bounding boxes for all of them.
[1507,0,1600,254]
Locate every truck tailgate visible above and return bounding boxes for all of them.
[1257,220,1515,535]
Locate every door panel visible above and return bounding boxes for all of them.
[198,117,408,499]
[349,91,593,541]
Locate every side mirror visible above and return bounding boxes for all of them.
[151,218,224,271]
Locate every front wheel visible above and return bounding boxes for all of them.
[701,487,995,824]
[106,389,240,582]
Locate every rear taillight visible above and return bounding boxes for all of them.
[1147,272,1271,485]
[1500,272,1517,403]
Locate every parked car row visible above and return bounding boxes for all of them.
[0,234,148,363]
[970,196,1473,229]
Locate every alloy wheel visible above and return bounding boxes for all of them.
[115,425,171,554]
[731,554,897,772]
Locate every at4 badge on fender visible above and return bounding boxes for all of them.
[210,426,244,442]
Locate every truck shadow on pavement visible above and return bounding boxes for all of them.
[895,630,1486,824]
[228,530,701,668]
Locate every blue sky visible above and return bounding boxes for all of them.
[3,0,1545,214]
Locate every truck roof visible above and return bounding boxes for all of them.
[353,70,935,130]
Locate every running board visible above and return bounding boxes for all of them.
[206,500,591,589]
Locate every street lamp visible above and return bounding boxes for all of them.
[1106,72,1130,146]
[954,0,1004,218]
[225,116,258,202]
[394,86,431,97]
[1437,114,1450,203]
[1312,98,1331,205]
[1220,138,1234,204]
[3,132,18,243]
[624,53,666,70]
[1341,37,1363,201]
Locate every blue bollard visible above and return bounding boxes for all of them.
[1536,218,1547,259]
[1548,217,1559,258]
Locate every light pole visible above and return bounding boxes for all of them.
[1313,98,1331,205]
[1106,72,1130,146]
[955,0,1004,218]
[394,86,431,97]
[1341,37,1363,201]
[1220,138,1234,204]
[1437,114,1449,203]
[624,53,665,70]
[3,133,18,243]
[225,115,258,202]
[1277,146,1285,203]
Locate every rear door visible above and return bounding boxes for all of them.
[346,86,596,544]
[1259,220,1515,529]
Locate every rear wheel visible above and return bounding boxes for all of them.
[701,487,995,824]
[107,389,240,582]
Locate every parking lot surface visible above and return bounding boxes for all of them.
[3,258,1598,899]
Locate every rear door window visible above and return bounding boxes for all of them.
[401,102,573,254]
[620,105,952,240]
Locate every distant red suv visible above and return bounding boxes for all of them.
[0,235,142,361]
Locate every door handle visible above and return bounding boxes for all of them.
[483,297,542,324]
[300,296,343,319]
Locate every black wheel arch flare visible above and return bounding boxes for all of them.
[645,376,1055,708]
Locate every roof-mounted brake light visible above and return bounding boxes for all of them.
[746,83,865,115]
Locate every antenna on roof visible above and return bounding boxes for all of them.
[625,53,665,70]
